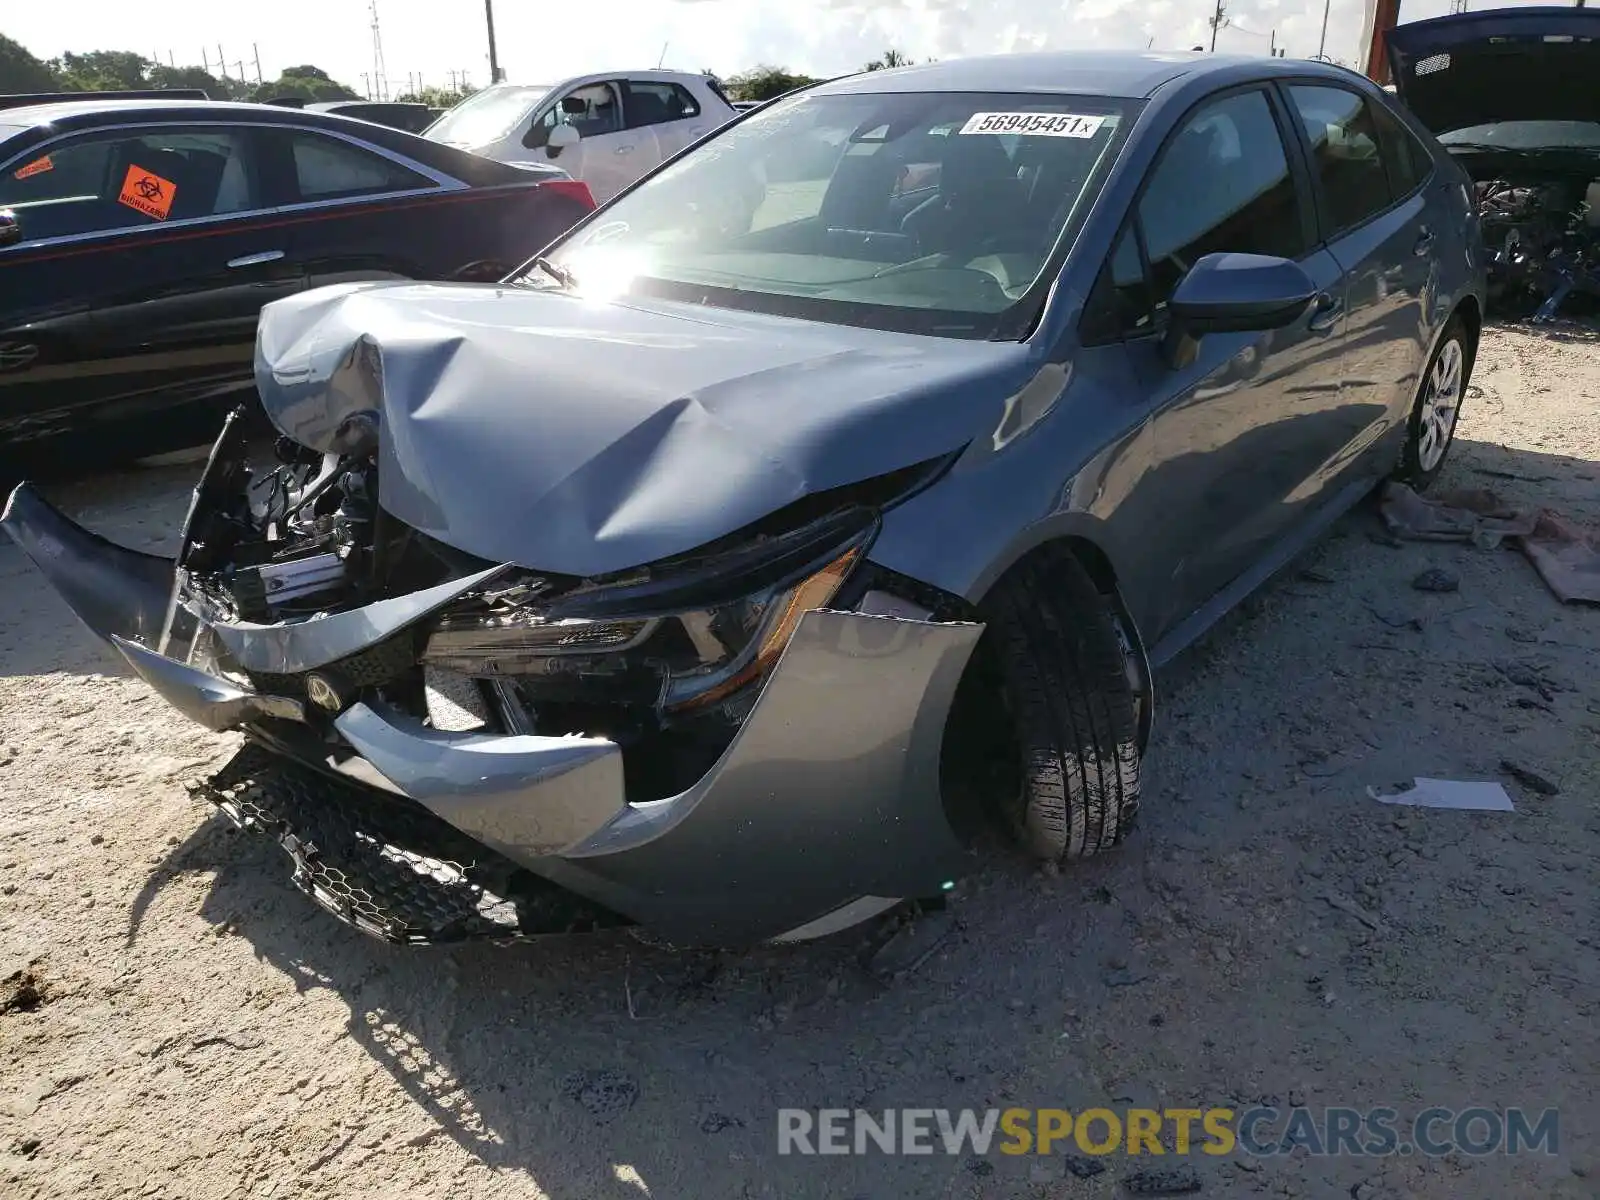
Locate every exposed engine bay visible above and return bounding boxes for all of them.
[1473,172,1600,321]
[176,411,954,806]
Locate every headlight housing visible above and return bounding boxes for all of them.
[419,456,953,717]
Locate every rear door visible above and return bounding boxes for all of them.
[0,123,303,450]
[1088,86,1349,636]
[625,79,713,163]
[1280,83,1436,492]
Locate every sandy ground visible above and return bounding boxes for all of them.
[1,321,1597,1200]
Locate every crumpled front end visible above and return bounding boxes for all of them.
[2,412,984,947]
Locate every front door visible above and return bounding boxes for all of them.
[1112,86,1350,637]
[533,81,656,203]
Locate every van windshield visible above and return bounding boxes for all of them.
[425,85,552,147]
[522,89,1135,339]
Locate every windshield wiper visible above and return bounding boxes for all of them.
[528,255,578,290]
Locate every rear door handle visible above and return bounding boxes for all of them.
[227,250,286,269]
[1413,228,1435,257]
[1307,291,1343,333]
[614,144,635,155]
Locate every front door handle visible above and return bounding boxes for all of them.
[1307,291,1343,333]
[226,250,286,269]
[1412,227,1435,257]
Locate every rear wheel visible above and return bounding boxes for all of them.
[982,545,1142,862]
[1396,318,1471,491]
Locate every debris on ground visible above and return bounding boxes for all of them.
[865,907,956,978]
[1519,511,1600,604]
[1122,1164,1204,1194]
[1380,481,1600,602]
[1499,759,1562,796]
[1411,567,1461,593]
[1367,778,1517,812]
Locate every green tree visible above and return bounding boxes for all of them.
[862,48,911,72]
[256,65,360,103]
[146,64,226,97]
[0,33,60,93]
[394,83,477,109]
[723,65,820,103]
[49,49,149,91]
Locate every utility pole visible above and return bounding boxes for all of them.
[253,43,263,85]
[218,44,226,80]
[484,0,502,83]
[1317,0,1331,59]
[1269,28,1275,55]
[1209,0,1226,51]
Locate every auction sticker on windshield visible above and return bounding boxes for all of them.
[13,156,52,180]
[116,164,177,221]
[960,112,1106,138]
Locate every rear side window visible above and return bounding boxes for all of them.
[1371,103,1433,196]
[1138,89,1310,313]
[287,131,434,202]
[0,127,256,243]
[625,81,702,129]
[1287,85,1393,235]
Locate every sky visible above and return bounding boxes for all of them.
[5,0,1558,97]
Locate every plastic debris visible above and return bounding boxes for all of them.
[1367,778,1515,812]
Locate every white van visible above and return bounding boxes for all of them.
[423,71,739,203]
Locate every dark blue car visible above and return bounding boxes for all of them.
[5,51,1487,947]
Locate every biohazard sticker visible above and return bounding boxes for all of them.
[117,164,177,220]
[13,156,53,180]
[959,112,1106,138]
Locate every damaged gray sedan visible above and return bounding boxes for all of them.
[4,52,1485,947]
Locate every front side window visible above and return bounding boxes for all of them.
[1288,85,1393,235]
[626,81,701,128]
[548,83,623,138]
[0,127,255,244]
[288,131,433,201]
[523,90,1134,338]
[1138,89,1308,312]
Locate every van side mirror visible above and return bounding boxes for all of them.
[0,209,21,249]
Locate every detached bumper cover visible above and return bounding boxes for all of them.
[4,483,983,945]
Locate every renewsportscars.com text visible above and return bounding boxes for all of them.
[777,1106,1560,1158]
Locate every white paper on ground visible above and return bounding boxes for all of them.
[1366,778,1516,812]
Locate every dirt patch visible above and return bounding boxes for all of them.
[1,322,1597,1199]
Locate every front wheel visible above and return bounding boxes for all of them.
[982,545,1142,863]
[1396,318,1472,491]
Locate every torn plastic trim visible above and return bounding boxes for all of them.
[2,482,175,648]
[111,635,306,731]
[333,702,624,858]
[203,562,513,675]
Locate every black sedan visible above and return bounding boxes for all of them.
[0,98,595,467]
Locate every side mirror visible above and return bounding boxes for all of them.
[1162,252,1318,368]
[0,209,21,249]
[521,120,549,150]
[545,123,580,158]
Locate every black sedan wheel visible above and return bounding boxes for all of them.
[983,545,1142,862]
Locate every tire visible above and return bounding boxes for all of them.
[1395,317,1472,491]
[983,544,1142,862]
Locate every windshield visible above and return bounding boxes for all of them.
[524,90,1134,338]
[425,84,551,147]
[1439,121,1600,152]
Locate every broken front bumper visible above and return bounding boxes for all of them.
[3,483,983,946]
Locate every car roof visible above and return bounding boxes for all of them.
[0,98,391,130]
[808,50,1347,100]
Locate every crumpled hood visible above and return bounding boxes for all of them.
[254,282,1032,577]
[1387,7,1600,132]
